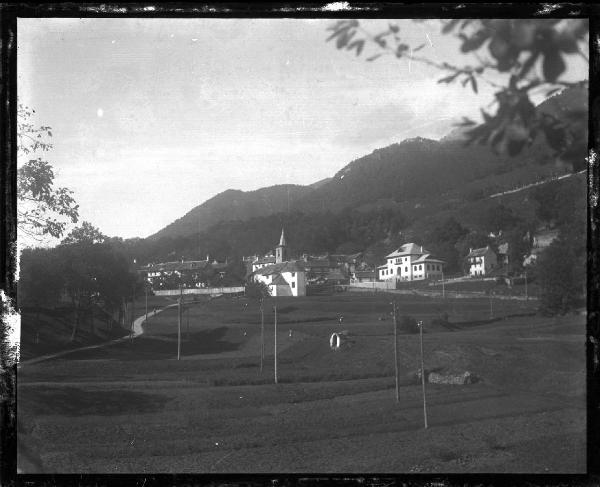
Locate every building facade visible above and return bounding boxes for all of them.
[251,229,307,297]
[378,243,445,282]
[466,246,497,276]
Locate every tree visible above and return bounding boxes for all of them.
[60,221,106,245]
[17,104,79,239]
[17,248,65,308]
[327,19,588,169]
[424,217,469,273]
[535,236,585,314]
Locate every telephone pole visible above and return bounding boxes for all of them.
[177,285,182,360]
[260,298,265,373]
[274,304,278,384]
[441,270,445,299]
[418,320,428,429]
[392,301,399,403]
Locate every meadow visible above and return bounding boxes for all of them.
[18,292,586,473]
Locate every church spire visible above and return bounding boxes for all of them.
[278,227,286,247]
[276,227,288,263]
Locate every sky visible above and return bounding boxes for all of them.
[17,18,588,245]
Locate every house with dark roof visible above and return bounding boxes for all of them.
[379,243,445,282]
[466,246,497,276]
[141,256,228,290]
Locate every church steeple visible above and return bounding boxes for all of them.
[275,227,288,263]
[278,228,286,247]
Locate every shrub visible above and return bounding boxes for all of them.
[399,315,419,334]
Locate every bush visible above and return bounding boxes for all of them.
[399,315,419,334]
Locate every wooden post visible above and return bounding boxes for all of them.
[274,304,278,384]
[392,302,399,403]
[145,286,148,322]
[260,298,265,373]
[418,320,428,429]
[489,291,494,319]
[177,286,182,360]
[441,270,445,299]
[524,272,528,301]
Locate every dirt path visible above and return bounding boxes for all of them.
[19,304,178,366]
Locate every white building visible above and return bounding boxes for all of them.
[253,261,307,297]
[378,243,445,282]
[251,228,307,297]
[466,246,497,276]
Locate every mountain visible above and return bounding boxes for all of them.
[149,83,587,249]
[150,184,314,240]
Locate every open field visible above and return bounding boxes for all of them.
[18,293,586,473]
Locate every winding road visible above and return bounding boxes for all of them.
[18,303,178,366]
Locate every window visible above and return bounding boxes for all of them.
[405,267,408,273]
[292,272,295,277]
[292,282,295,288]
[419,264,423,270]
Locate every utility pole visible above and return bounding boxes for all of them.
[144,284,148,323]
[418,320,428,429]
[274,304,278,384]
[177,284,182,360]
[186,306,190,340]
[392,301,399,403]
[260,298,265,373]
[131,259,137,342]
[489,291,494,319]
[524,271,528,301]
[441,270,445,299]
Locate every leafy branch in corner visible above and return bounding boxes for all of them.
[326,19,589,170]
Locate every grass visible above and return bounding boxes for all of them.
[17,293,586,473]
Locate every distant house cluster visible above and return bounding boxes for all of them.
[378,243,445,282]
[247,229,374,297]
[141,256,228,290]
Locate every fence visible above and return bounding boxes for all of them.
[348,283,537,301]
[154,286,245,297]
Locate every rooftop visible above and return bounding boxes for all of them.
[386,243,430,258]
[254,260,306,276]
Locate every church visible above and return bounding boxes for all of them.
[251,229,307,297]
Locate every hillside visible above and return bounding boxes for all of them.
[150,184,314,240]
[146,83,587,259]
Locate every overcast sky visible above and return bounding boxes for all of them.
[18,18,588,244]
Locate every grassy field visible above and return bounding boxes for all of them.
[18,293,586,473]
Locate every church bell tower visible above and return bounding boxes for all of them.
[275,228,288,263]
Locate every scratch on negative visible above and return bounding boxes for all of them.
[425,33,433,48]
[210,451,234,471]
[536,4,561,15]
[588,149,598,208]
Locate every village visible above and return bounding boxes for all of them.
[140,227,543,298]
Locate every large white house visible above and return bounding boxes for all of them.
[466,246,497,276]
[251,229,307,297]
[378,243,445,282]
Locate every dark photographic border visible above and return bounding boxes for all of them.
[1,2,598,486]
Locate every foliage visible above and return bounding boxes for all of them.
[245,281,271,301]
[399,315,418,334]
[18,241,141,315]
[534,236,585,314]
[61,221,106,245]
[504,227,533,274]
[327,19,588,169]
[17,104,79,239]
[421,217,468,273]
[17,248,65,308]
[483,203,523,235]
